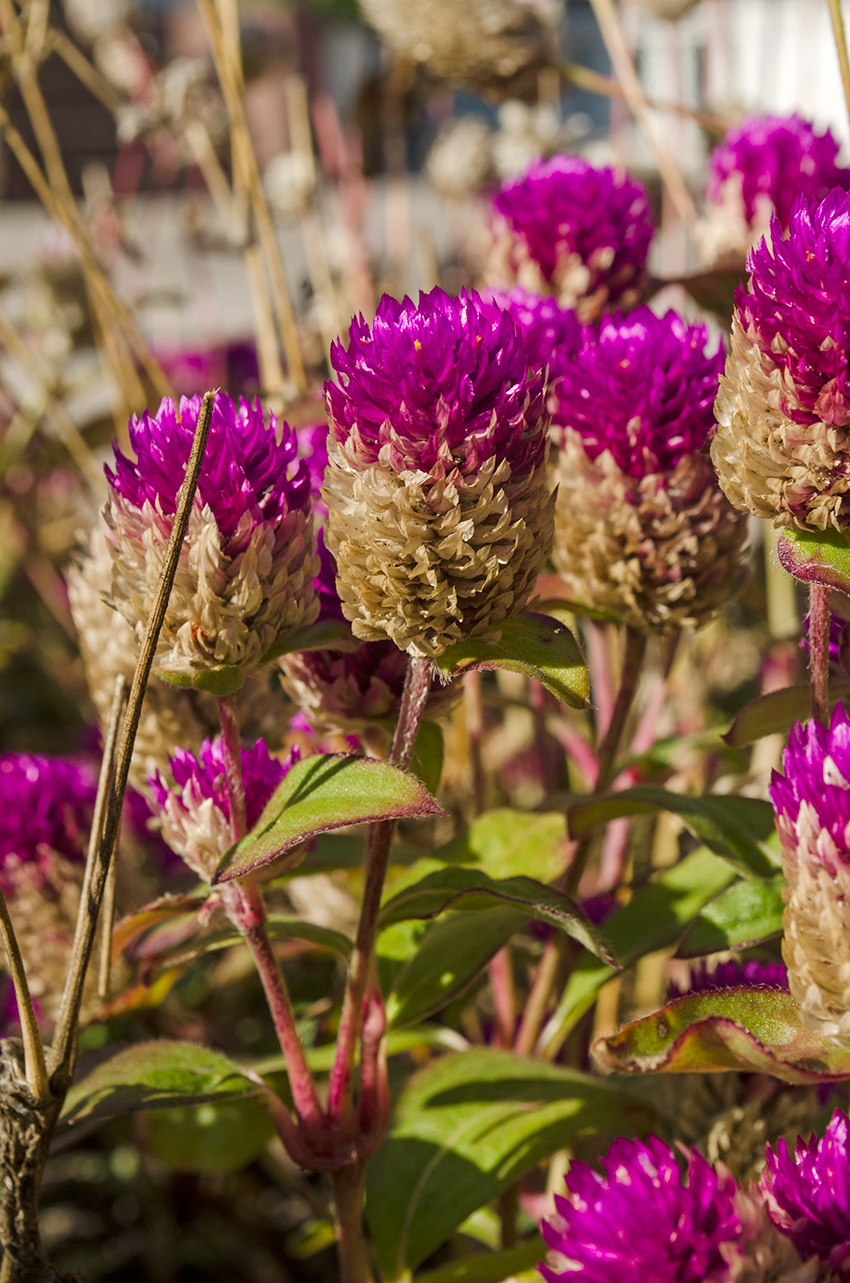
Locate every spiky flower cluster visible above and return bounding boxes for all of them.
[485,156,653,321]
[712,190,850,531]
[104,392,318,681]
[700,115,850,265]
[549,307,748,631]
[322,287,554,658]
[770,703,850,1041]
[484,287,582,377]
[678,958,789,997]
[761,1110,850,1280]
[150,738,294,880]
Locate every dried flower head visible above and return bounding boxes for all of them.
[104,392,318,683]
[322,286,554,658]
[150,738,295,881]
[358,0,557,98]
[426,116,494,199]
[539,1134,744,1282]
[68,527,292,788]
[550,308,748,631]
[761,1110,850,1280]
[770,704,850,1041]
[712,189,850,531]
[484,156,654,321]
[700,116,850,265]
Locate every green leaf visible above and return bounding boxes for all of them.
[678,874,785,958]
[385,905,523,1029]
[378,867,617,964]
[111,892,208,964]
[365,1048,650,1280]
[414,1238,545,1283]
[250,1025,469,1078]
[593,986,850,1085]
[434,612,589,709]
[61,1042,261,1125]
[140,1097,274,1173]
[214,754,442,884]
[262,618,357,662]
[777,525,850,592]
[153,665,244,696]
[568,786,779,878]
[538,850,736,1052]
[724,684,850,748]
[434,809,568,882]
[410,720,444,795]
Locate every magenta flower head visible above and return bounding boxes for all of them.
[483,287,582,377]
[0,754,95,892]
[539,1134,747,1283]
[104,392,319,688]
[549,307,748,632]
[712,188,850,532]
[761,1110,850,1280]
[150,737,296,880]
[484,155,654,321]
[701,114,850,264]
[672,958,788,998]
[770,702,850,1040]
[322,286,554,658]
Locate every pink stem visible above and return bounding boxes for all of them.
[218,694,247,842]
[489,947,516,1048]
[548,719,599,787]
[585,621,615,736]
[809,582,831,725]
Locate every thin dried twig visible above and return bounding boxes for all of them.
[828,0,850,131]
[587,0,699,232]
[48,390,216,1080]
[559,61,730,137]
[0,893,46,1102]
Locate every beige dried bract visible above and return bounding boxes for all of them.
[322,441,555,659]
[712,314,850,531]
[778,801,850,1043]
[729,1186,819,1283]
[358,0,557,97]
[551,433,749,632]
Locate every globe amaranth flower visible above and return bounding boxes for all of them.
[150,737,297,880]
[104,392,318,681]
[484,155,654,321]
[549,307,749,632]
[0,754,97,1020]
[761,1110,850,1280]
[68,527,293,789]
[712,189,850,532]
[699,115,850,266]
[322,286,554,658]
[770,702,850,1041]
[540,1134,751,1283]
[674,958,789,998]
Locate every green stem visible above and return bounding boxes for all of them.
[330,1163,372,1283]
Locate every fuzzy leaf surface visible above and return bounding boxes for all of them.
[365,1049,649,1279]
[434,612,589,709]
[593,987,850,1085]
[140,1097,274,1173]
[434,809,568,882]
[777,525,850,592]
[214,754,441,884]
[678,875,785,958]
[378,867,617,963]
[724,684,850,748]
[569,786,779,877]
[61,1042,261,1125]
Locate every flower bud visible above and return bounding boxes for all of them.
[770,704,850,1041]
[484,156,653,321]
[322,287,554,659]
[712,190,850,532]
[104,392,318,684]
[550,307,749,632]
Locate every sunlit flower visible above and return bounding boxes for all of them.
[761,1110,850,1280]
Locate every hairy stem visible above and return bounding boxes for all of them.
[218,694,248,842]
[328,656,432,1131]
[809,582,831,726]
[330,1163,372,1283]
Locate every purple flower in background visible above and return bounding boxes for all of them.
[673,958,788,998]
[485,156,653,320]
[150,738,297,879]
[0,754,95,891]
[539,1134,742,1282]
[800,611,849,679]
[550,307,724,474]
[712,189,850,531]
[296,420,330,522]
[322,287,554,657]
[104,393,318,680]
[761,1110,850,1280]
[707,114,850,236]
[548,307,747,632]
[770,702,850,1039]
[483,287,582,378]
